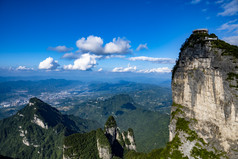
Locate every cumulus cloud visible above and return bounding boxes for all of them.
[61,52,81,60]
[112,64,137,73]
[16,66,33,71]
[63,53,100,71]
[76,36,104,54]
[76,36,131,55]
[48,45,73,53]
[104,38,131,54]
[137,67,171,73]
[217,19,238,33]
[218,0,238,16]
[128,56,175,64]
[38,57,60,70]
[223,36,238,45]
[136,43,148,51]
[191,0,202,4]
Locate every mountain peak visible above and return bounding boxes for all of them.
[105,116,117,129]
[29,97,44,105]
[0,98,100,158]
[170,31,238,158]
[28,97,53,109]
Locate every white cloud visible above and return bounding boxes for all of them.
[61,52,81,60]
[76,36,104,54]
[217,19,238,33]
[48,45,73,52]
[136,43,148,51]
[76,36,131,55]
[104,38,131,54]
[218,0,238,16]
[137,67,171,73]
[223,36,238,45]
[112,65,171,73]
[128,56,175,64]
[112,64,137,73]
[105,55,126,59]
[98,68,103,72]
[191,0,202,4]
[38,57,60,70]
[63,53,100,71]
[16,66,33,71]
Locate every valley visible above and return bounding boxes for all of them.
[0,79,172,155]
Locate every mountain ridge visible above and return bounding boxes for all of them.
[0,97,101,159]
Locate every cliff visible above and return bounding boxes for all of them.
[63,116,136,159]
[170,30,238,158]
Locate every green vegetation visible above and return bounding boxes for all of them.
[180,33,212,51]
[0,155,14,159]
[0,98,100,159]
[66,94,170,152]
[128,128,134,136]
[124,137,131,146]
[227,72,238,80]
[226,72,238,88]
[96,128,111,149]
[171,103,184,119]
[191,147,221,159]
[124,103,225,159]
[64,131,100,159]
[117,131,125,147]
[105,116,117,129]
[212,39,238,58]
[172,103,206,145]
[124,134,187,159]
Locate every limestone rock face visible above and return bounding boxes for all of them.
[96,128,112,159]
[105,127,117,145]
[122,129,136,151]
[170,32,238,158]
[97,139,112,159]
[104,116,117,145]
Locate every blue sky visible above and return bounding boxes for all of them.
[0,0,238,79]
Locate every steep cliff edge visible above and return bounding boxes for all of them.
[63,116,136,159]
[170,30,238,158]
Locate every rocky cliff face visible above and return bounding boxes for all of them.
[121,128,136,151]
[170,31,238,158]
[96,128,112,159]
[104,116,117,145]
[63,116,136,159]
